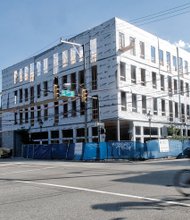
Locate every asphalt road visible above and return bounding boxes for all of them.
[0,158,190,220]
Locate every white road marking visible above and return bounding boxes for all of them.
[16,180,190,207]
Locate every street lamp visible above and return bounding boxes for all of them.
[147,110,152,140]
[60,39,88,143]
[38,119,43,144]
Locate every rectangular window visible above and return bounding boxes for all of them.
[169,101,173,121]
[90,38,97,63]
[72,100,77,117]
[175,102,178,118]
[160,74,165,91]
[63,101,68,118]
[19,110,23,125]
[119,32,125,49]
[174,79,178,94]
[186,82,189,97]
[142,95,147,114]
[43,81,48,97]
[44,104,48,121]
[121,92,126,111]
[92,65,97,90]
[92,96,99,120]
[132,94,137,112]
[36,61,41,76]
[129,37,136,55]
[151,46,156,63]
[131,65,136,84]
[19,89,23,103]
[62,50,69,67]
[181,103,185,122]
[24,88,28,102]
[62,75,67,89]
[30,107,34,126]
[120,62,126,81]
[173,56,177,71]
[80,100,85,116]
[187,105,190,120]
[14,91,17,104]
[168,76,172,95]
[184,60,188,74]
[71,72,76,91]
[53,53,58,74]
[14,112,17,124]
[37,84,41,98]
[153,98,158,115]
[19,69,23,82]
[14,70,18,84]
[179,57,183,73]
[79,70,84,87]
[54,101,59,124]
[37,106,41,121]
[166,51,171,72]
[180,80,184,95]
[70,47,76,64]
[141,68,146,86]
[159,49,164,66]
[161,99,166,116]
[24,66,29,81]
[30,63,34,82]
[152,72,157,89]
[43,58,48,74]
[78,46,83,62]
[25,108,28,123]
[30,86,34,103]
[140,41,145,59]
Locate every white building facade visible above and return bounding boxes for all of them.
[2,17,190,154]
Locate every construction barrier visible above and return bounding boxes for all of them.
[21,139,190,161]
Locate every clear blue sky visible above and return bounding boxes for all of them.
[0,0,190,70]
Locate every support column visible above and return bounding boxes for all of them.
[117,118,120,141]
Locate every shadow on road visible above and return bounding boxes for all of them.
[92,196,189,212]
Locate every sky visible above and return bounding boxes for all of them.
[1,0,190,71]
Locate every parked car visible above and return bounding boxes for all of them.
[0,148,12,158]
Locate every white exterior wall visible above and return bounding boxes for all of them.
[115,17,190,141]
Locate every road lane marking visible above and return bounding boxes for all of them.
[16,180,190,207]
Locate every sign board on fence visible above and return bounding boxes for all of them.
[159,139,169,152]
[74,143,83,157]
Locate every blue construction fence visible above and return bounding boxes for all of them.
[21,139,190,161]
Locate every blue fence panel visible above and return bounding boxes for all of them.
[22,145,27,158]
[34,145,52,159]
[99,142,108,160]
[82,143,97,160]
[169,140,182,157]
[27,145,35,158]
[134,142,147,159]
[183,140,190,151]
[108,142,136,159]
[66,143,75,160]
[51,144,67,159]
[146,140,169,159]
[74,143,83,160]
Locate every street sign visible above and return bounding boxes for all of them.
[95,122,104,127]
[61,90,75,97]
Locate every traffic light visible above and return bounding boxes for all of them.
[81,88,88,102]
[54,84,60,99]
